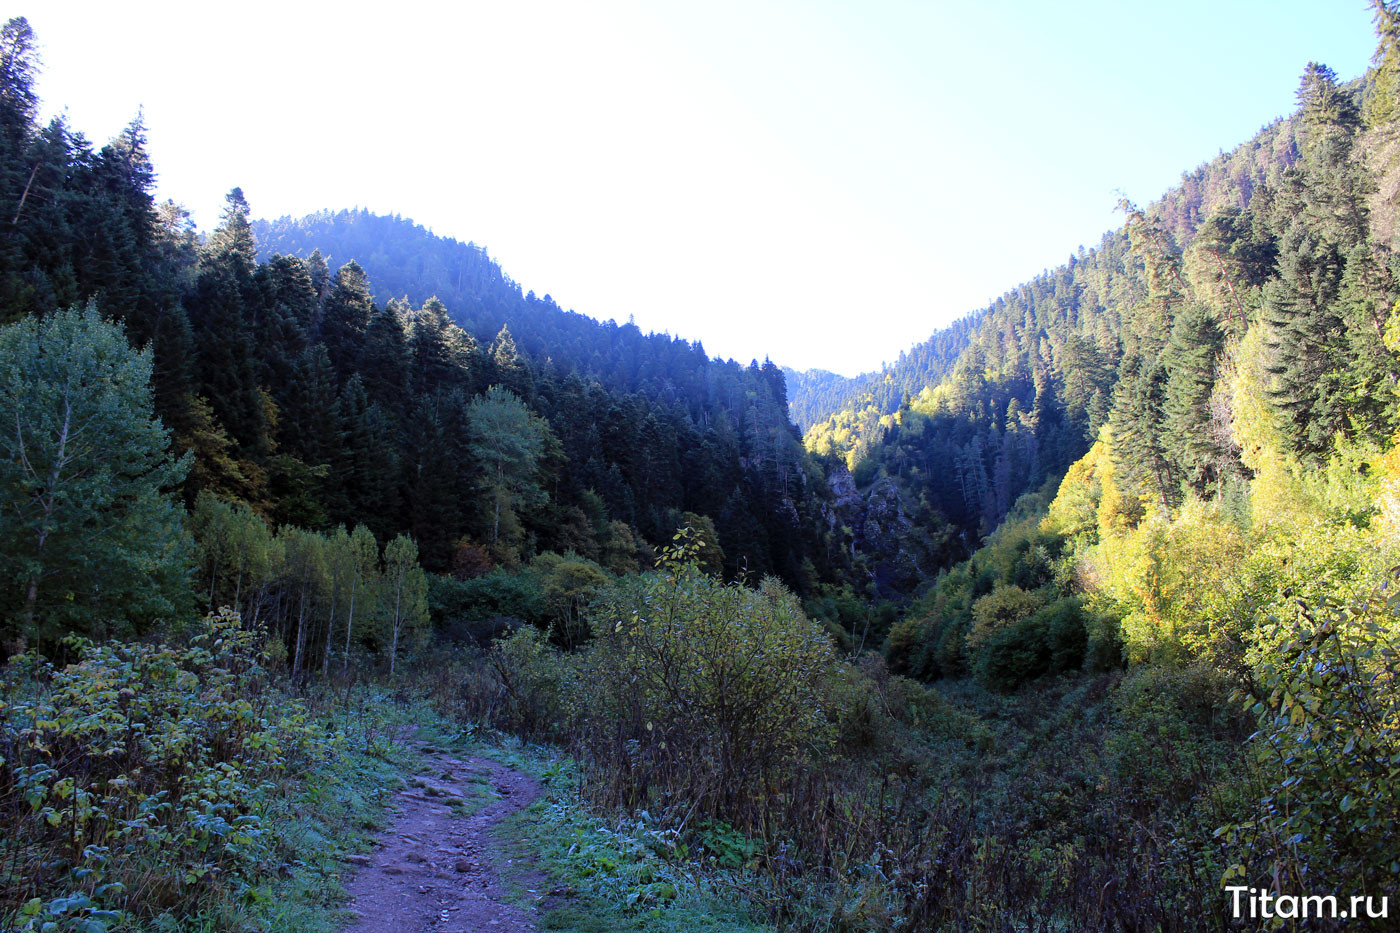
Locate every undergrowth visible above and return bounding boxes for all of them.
[0,609,424,932]
[421,721,772,933]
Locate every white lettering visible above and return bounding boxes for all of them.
[1229,888,1386,920]
[1301,894,1336,918]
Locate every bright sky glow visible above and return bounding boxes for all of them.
[25,1,1378,376]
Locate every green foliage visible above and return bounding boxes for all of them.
[494,748,770,933]
[966,583,1045,651]
[529,551,611,646]
[1367,0,1400,125]
[186,500,446,681]
[974,596,1094,692]
[1161,303,1228,492]
[0,609,331,926]
[484,626,572,736]
[886,497,1080,683]
[1219,583,1400,897]
[467,385,553,550]
[380,534,429,678]
[430,568,546,642]
[0,306,193,652]
[571,534,836,828]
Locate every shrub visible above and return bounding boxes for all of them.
[570,535,837,828]
[974,596,1090,692]
[966,584,1046,652]
[429,568,547,639]
[1219,584,1400,897]
[0,609,330,927]
[484,626,571,737]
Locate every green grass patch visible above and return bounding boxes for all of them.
[455,737,772,933]
[233,734,411,933]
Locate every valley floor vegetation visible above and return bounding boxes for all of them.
[5,6,1400,933]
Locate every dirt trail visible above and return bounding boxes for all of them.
[340,744,544,933]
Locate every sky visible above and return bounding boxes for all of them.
[22,1,1380,376]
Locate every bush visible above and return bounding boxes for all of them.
[0,609,330,927]
[485,626,571,737]
[1220,584,1400,897]
[429,568,547,640]
[974,596,1089,692]
[571,536,837,828]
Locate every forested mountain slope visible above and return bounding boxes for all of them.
[802,94,1365,599]
[247,209,839,585]
[784,315,979,430]
[793,115,1306,444]
[6,8,1400,931]
[0,82,837,597]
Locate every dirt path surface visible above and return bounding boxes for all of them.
[340,744,544,933]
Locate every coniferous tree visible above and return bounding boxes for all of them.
[1367,1,1400,125]
[1337,244,1399,438]
[320,260,374,373]
[336,374,400,539]
[0,18,40,320]
[254,253,314,397]
[1109,351,1178,511]
[402,390,471,570]
[409,296,477,394]
[1262,221,1348,454]
[489,323,530,396]
[189,189,268,456]
[206,187,257,262]
[359,299,410,412]
[1161,303,1227,492]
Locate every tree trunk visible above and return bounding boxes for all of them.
[321,597,337,678]
[292,581,309,679]
[389,581,403,679]
[491,466,503,546]
[342,571,358,675]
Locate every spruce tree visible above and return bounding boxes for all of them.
[1109,351,1178,511]
[189,237,265,455]
[1161,303,1227,492]
[1262,221,1348,454]
[254,254,314,397]
[489,323,530,396]
[318,261,372,372]
[359,300,410,412]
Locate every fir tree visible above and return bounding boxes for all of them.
[1161,303,1227,492]
[320,260,374,373]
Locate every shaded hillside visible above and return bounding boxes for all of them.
[803,105,1327,599]
[255,210,736,404]
[0,96,839,591]
[804,116,1304,467]
[785,314,979,431]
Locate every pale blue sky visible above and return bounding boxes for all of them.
[26,1,1378,375]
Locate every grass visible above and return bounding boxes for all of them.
[499,800,770,933]
[138,689,448,933]
[464,737,772,933]
[126,692,767,933]
[410,717,770,932]
[221,693,422,933]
